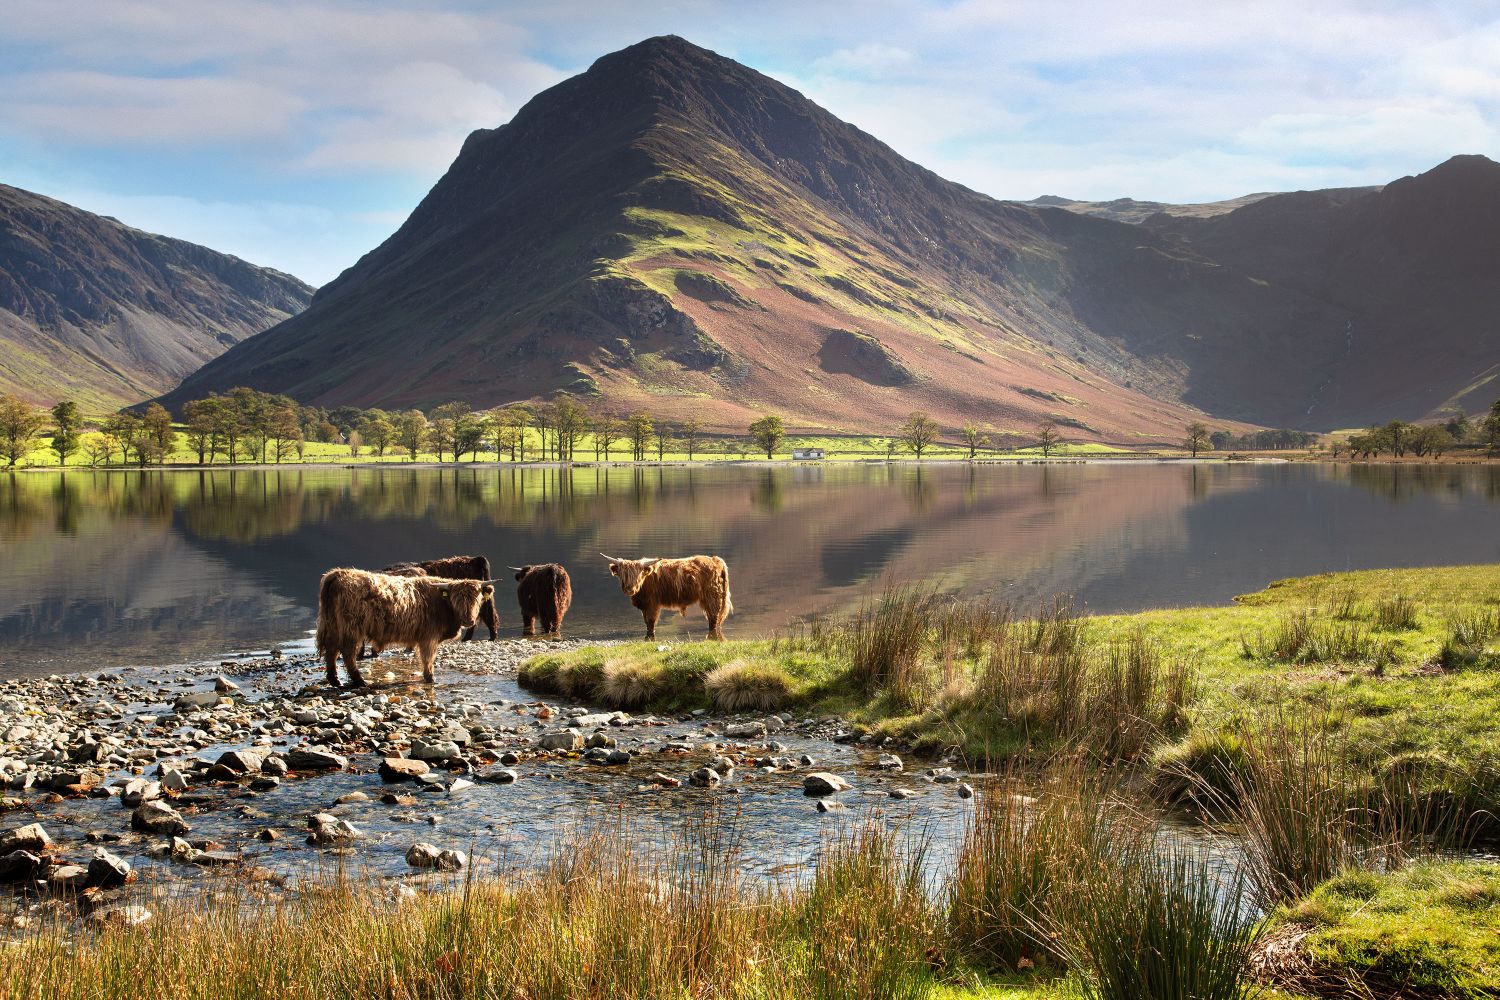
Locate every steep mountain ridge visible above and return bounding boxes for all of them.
[0,184,314,408]
[159,36,1500,433]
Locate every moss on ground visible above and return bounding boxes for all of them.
[1273,860,1500,998]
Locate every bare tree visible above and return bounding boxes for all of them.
[1036,420,1061,458]
[1184,421,1212,457]
[899,411,940,459]
[960,422,988,460]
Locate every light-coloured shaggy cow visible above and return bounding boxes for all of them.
[316,568,494,687]
[602,554,733,640]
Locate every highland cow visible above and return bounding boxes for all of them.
[602,553,733,640]
[382,555,500,641]
[512,563,573,637]
[316,568,495,687]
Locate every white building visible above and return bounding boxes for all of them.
[792,448,825,460]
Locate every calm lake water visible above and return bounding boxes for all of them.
[4,461,1500,677]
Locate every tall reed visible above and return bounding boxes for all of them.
[946,761,1116,971]
[1048,836,1264,1000]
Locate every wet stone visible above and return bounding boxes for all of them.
[803,773,851,796]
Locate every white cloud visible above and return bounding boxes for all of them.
[812,43,915,77]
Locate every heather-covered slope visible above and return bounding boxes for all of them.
[159,36,1500,434]
[0,184,313,409]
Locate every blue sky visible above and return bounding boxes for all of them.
[3,1,1496,285]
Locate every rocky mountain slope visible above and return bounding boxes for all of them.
[0,185,314,409]
[158,36,1500,434]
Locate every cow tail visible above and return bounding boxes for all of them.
[720,559,734,617]
[315,572,338,656]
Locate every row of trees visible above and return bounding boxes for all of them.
[1343,405,1500,458]
[7,388,1500,469]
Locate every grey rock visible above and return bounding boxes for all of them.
[120,778,161,808]
[216,749,264,774]
[873,753,904,772]
[86,848,133,888]
[477,766,518,784]
[816,799,846,813]
[410,739,462,763]
[957,783,975,799]
[889,788,919,799]
[132,800,189,835]
[0,849,42,882]
[286,748,348,772]
[379,758,430,782]
[688,767,720,788]
[306,812,360,845]
[537,729,583,752]
[88,904,152,927]
[724,721,766,739]
[803,772,851,796]
[0,822,50,854]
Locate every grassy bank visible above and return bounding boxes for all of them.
[4,786,1292,1000]
[1265,860,1500,997]
[525,564,1500,820]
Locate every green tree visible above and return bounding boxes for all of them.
[269,402,302,463]
[899,411,939,459]
[1444,409,1471,442]
[748,415,785,459]
[1482,399,1500,456]
[142,403,175,462]
[454,411,485,461]
[101,412,138,466]
[79,431,113,468]
[1410,424,1455,457]
[363,411,395,457]
[182,398,222,464]
[397,409,428,461]
[49,400,81,466]
[592,414,623,461]
[230,387,271,462]
[1184,421,1212,457]
[1036,419,1061,458]
[653,422,672,461]
[1384,420,1415,457]
[553,396,588,461]
[629,411,655,461]
[0,393,47,468]
[960,422,987,460]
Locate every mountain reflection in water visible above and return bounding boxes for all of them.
[3,462,1499,676]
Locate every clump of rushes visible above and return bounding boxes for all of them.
[1049,836,1264,1000]
[1213,715,1364,909]
[1373,593,1420,631]
[789,819,936,1000]
[1439,606,1500,669]
[844,582,942,709]
[1247,609,1376,663]
[947,760,1116,972]
[1328,587,1361,620]
[599,657,664,708]
[703,659,796,712]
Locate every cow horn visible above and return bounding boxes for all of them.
[640,557,661,567]
[479,579,501,585]
[599,552,621,562]
[507,566,526,572]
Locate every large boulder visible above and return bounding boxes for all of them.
[537,729,583,752]
[286,748,348,772]
[0,823,50,855]
[378,758,430,783]
[803,773,851,796]
[306,813,360,845]
[131,800,189,835]
[409,740,462,763]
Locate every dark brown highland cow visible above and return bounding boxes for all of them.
[381,554,500,640]
[511,563,573,637]
[602,554,733,639]
[316,568,495,687]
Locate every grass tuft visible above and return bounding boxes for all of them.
[703,659,797,712]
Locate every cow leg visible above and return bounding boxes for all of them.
[522,613,536,637]
[324,647,342,688]
[418,641,437,684]
[461,626,475,642]
[343,642,367,688]
[643,607,659,640]
[482,599,500,641]
[705,601,726,640]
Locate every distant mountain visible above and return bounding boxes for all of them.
[159,36,1500,433]
[0,185,313,409]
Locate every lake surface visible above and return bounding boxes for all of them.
[4,461,1500,677]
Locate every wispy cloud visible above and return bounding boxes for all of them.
[2,0,1495,283]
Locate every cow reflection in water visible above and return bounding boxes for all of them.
[316,568,495,687]
[602,553,733,640]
